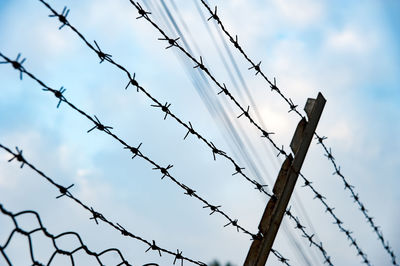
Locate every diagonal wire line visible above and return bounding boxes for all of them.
[197,1,398,264]
[285,207,332,266]
[33,1,372,264]
[298,172,371,266]
[0,51,292,265]
[0,204,132,266]
[34,1,326,264]
[36,0,273,200]
[149,1,326,264]
[123,2,373,265]
[0,143,203,266]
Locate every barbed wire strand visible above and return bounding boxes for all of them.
[0,204,134,266]
[33,1,364,264]
[0,51,291,265]
[0,143,204,266]
[198,1,397,264]
[121,2,373,265]
[285,206,333,266]
[34,1,328,263]
[37,0,274,202]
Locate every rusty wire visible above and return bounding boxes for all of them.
[198,1,397,264]
[0,50,294,264]
[0,204,133,266]
[0,143,204,266]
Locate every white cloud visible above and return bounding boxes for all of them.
[272,0,325,27]
[325,27,378,54]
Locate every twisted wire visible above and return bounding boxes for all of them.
[0,51,292,264]
[35,0,275,202]
[0,143,204,265]
[298,172,371,265]
[124,2,373,265]
[198,1,397,264]
[0,204,133,266]
[33,2,323,263]
[285,207,333,265]
[32,1,365,263]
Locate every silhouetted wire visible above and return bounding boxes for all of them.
[0,51,292,264]
[156,0,330,264]
[123,2,372,265]
[285,206,332,266]
[35,0,275,204]
[198,0,397,264]
[122,0,370,265]
[0,143,204,266]
[33,0,369,264]
[0,204,133,266]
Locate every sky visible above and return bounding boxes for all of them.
[0,0,399,265]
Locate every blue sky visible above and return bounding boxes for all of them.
[0,0,399,265]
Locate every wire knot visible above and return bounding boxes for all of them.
[48,6,70,30]
[203,204,221,215]
[125,73,140,91]
[173,249,183,266]
[224,219,239,232]
[324,148,334,160]
[183,185,196,197]
[8,147,25,168]
[210,142,225,160]
[89,207,103,224]
[94,40,112,63]
[232,164,245,176]
[315,135,327,144]
[158,37,180,49]
[270,77,280,93]
[193,56,206,71]
[248,61,261,75]
[153,164,173,179]
[261,130,274,138]
[184,122,196,140]
[237,106,250,119]
[135,2,151,19]
[117,223,130,236]
[217,83,229,95]
[124,143,142,159]
[207,6,220,23]
[151,102,171,120]
[87,115,113,133]
[146,240,162,256]
[254,181,268,192]
[0,53,26,80]
[288,98,298,113]
[56,184,74,199]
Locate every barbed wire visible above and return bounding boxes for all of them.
[198,1,397,264]
[0,144,204,266]
[285,206,333,266]
[0,204,135,266]
[31,1,363,264]
[0,51,292,265]
[36,0,274,202]
[122,2,374,265]
[298,172,371,266]
[33,1,328,264]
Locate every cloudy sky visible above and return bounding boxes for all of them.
[0,0,399,265]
